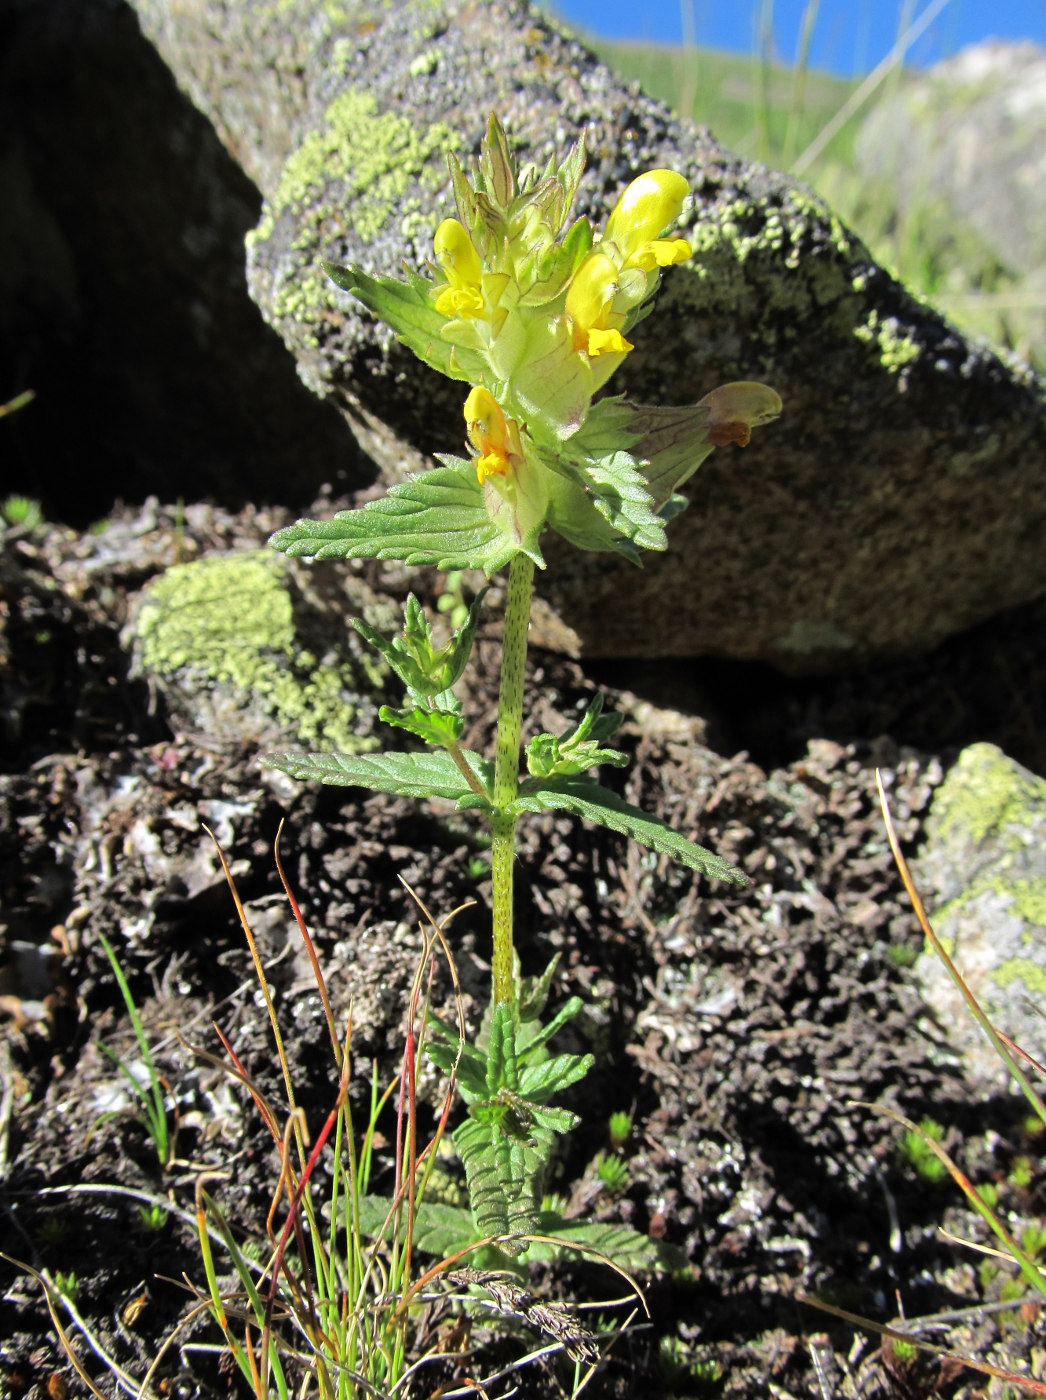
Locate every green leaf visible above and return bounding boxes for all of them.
[573,398,715,512]
[517,954,560,1024]
[517,994,586,1058]
[514,777,748,884]
[377,705,464,746]
[579,450,667,552]
[454,1115,511,1243]
[411,1201,479,1258]
[525,694,628,778]
[323,262,486,384]
[518,1052,594,1102]
[268,458,544,574]
[486,1001,517,1097]
[261,747,491,802]
[529,1213,685,1271]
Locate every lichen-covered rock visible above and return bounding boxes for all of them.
[131,1,1046,671]
[127,550,393,750]
[912,742,1046,1089]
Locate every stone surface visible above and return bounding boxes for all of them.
[856,39,1046,371]
[858,41,1046,283]
[6,0,1043,670]
[913,742,1046,1089]
[127,547,395,750]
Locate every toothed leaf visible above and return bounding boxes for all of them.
[514,777,748,883]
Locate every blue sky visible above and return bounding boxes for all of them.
[545,0,1046,76]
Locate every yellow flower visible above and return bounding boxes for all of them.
[603,170,693,270]
[564,251,634,358]
[464,386,523,483]
[432,219,485,318]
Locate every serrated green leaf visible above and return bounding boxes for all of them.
[323,262,486,384]
[518,1052,594,1102]
[486,1000,517,1095]
[517,994,585,1058]
[525,731,628,779]
[410,1201,479,1258]
[517,954,560,1023]
[514,777,748,884]
[529,1213,684,1271]
[454,1115,511,1243]
[582,451,667,552]
[378,704,465,746]
[268,458,543,574]
[572,398,716,511]
[261,747,490,802]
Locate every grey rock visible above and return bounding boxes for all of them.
[912,742,1046,1090]
[125,548,395,751]
[858,41,1046,282]
[115,4,1046,667]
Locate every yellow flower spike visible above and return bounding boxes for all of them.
[464,386,522,483]
[564,252,634,357]
[604,169,692,267]
[433,218,485,318]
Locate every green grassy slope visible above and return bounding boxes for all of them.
[551,22,1043,371]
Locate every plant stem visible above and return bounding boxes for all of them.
[490,553,535,1007]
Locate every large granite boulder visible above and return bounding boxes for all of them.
[24,0,1046,670]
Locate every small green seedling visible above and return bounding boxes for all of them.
[595,1152,629,1193]
[1010,1155,1034,1191]
[1,494,43,529]
[608,1109,634,1149]
[898,1116,949,1184]
[138,1202,169,1232]
[54,1271,80,1303]
[96,932,174,1169]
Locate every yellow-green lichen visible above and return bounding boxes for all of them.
[677,187,863,337]
[1012,876,1046,929]
[135,551,381,753]
[930,742,1046,848]
[251,90,457,249]
[993,958,1046,998]
[408,48,440,76]
[853,310,921,373]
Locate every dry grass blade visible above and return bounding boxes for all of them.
[796,1291,1046,1394]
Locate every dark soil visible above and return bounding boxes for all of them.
[2,502,1044,1400]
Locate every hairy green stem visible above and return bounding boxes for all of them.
[490,553,535,1007]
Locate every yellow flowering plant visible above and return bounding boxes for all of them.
[267,116,780,1257]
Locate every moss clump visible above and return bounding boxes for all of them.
[134,551,382,752]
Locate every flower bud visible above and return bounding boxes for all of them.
[604,170,690,261]
[464,386,523,483]
[433,219,485,318]
[565,252,633,357]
